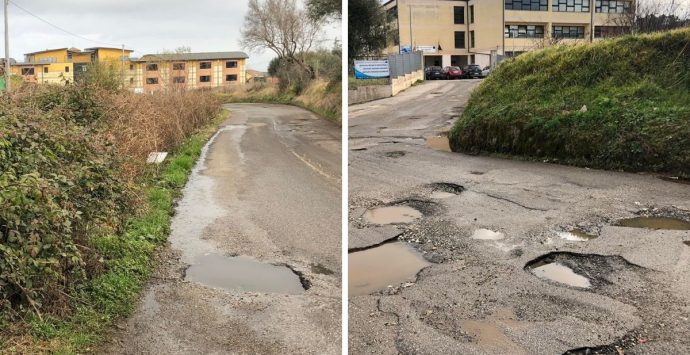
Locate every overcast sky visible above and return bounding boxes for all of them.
[3,0,340,71]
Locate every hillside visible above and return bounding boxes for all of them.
[449,28,690,177]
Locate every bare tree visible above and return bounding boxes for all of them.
[612,0,690,33]
[240,0,323,72]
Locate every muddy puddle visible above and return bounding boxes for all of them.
[185,254,305,294]
[349,242,430,296]
[471,229,505,240]
[557,229,598,242]
[615,216,690,230]
[426,133,451,152]
[528,261,591,288]
[363,205,422,225]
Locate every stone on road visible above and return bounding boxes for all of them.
[348,80,690,354]
[106,103,341,354]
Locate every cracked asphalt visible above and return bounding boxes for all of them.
[105,104,341,354]
[348,80,690,354]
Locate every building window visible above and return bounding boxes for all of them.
[594,25,630,38]
[595,0,631,13]
[129,64,134,70]
[470,31,475,48]
[454,31,466,48]
[130,78,134,84]
[505,24,545,38]
[43,67,48,73]
[225,61,237,68]
[146,78,158,84]
[65,66,69,73]
[453,6,464,24]
[173,76,186,83]
[200,75,211,82]
[505,0,548,11]
[146,63,158,71]
[553,0,590,12]
[226,74,238,81]
[469,5,474,23]
[21,68,34,75]
[200,61,212,69]
[173,63,186,70]
[552,25,585,39]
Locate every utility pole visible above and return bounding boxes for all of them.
[121,44,125,88]
[409,5,413,51]
[4,0,10,92]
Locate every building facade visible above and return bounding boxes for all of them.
[11,48,247,93]
[383,0,632,68]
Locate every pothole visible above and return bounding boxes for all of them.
[684,241,690,246]
[658,176,690,185]
[185,253,305,294]
[384,151,406,158]
[351,147,368,151]
[349,241,430,296]
[363,205,422,225]
[471,228,505,240]
[426,134,451,152]
[469,171,485,175]
[556,229,598,242]
[525,252,642,289]
[529,261,591,288]
[615,216,690,230]
[310,263,335,275]
[428,182,464,199]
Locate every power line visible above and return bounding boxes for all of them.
[8,0,121,47]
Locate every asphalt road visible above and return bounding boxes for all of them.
[106,104,341,354]
[348,80,690,354]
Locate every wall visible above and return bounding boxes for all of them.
[348,84,393,105]
[391,69,424,96]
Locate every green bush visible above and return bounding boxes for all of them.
[449,28,690,176]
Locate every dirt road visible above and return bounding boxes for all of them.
[106,104,341,354]
[348,80,690,354]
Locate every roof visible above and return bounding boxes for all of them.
[85,47,134,52]
[24,48,69,56]
[136,51,249,62]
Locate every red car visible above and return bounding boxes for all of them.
[443,66,463,80]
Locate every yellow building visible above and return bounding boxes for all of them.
[131,52,248,94]
[11,47,133,85]
[11,48,248,93]
[384,0,632,68]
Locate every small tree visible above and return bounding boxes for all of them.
[307,0,341,20]
[348,0,389,62]
[613,0,690,33]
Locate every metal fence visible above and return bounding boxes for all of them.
[388,51,423,79]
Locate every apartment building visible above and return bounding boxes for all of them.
[11,48,247,93]
[132,52,248,93]
[383,0,632,68]
[11,47,133,85]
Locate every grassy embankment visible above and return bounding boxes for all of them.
[449,28,690,177]
[218,78,342,123]
[0,84,224,353]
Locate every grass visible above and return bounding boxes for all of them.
[348,75,390,88]
[1,111,227,354]
[449,28,690,177]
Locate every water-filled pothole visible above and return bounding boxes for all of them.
[471,229,505,240]
[615,216,690,230]
[529,261,591,288]
[525,252,642,289]
[363,205,422,225]
[185,254,305,294]
[349,242,430,296]
[426,135,451,152]
[557,229,598,242]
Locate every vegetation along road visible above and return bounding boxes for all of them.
[106,103,341,354]
[348,79,690,354]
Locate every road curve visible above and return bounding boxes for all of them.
[106,103,341,354]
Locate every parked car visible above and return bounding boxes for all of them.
[443,66,463,80]
[481,66,492,78]
[461,64,483,79]
[425,66,445,80]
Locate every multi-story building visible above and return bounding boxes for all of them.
[131,52,248,93]
[10,48,248,93]
[383,0,633,68]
